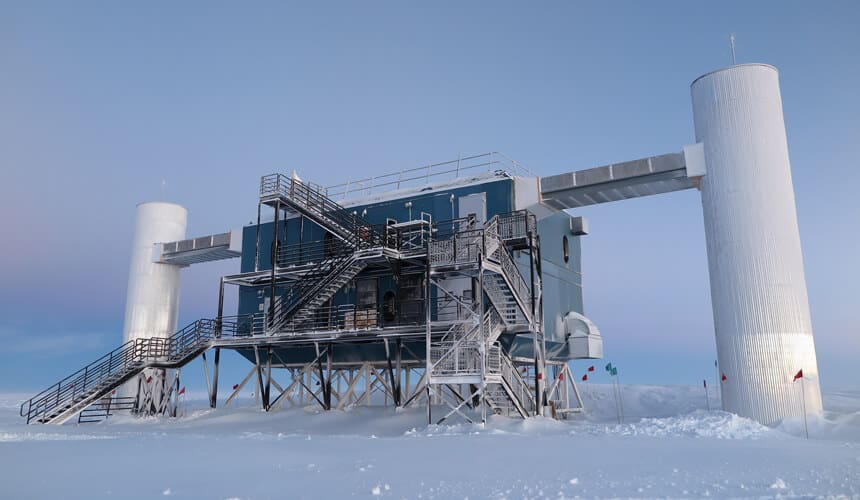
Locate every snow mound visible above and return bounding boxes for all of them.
[777,409,860,441]
[571,410,777,439]
[404,415,570,438]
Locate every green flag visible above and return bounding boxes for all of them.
[605,362,613,372]
[611,367,618,376]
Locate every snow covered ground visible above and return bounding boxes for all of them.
[1,384,858,499]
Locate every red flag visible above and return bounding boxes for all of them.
[793,369,803,382]
[721,373,727,382]
[587,366,595,372]
[581,374,588,382]
[537,373,543,380]
[558,372,564,381]
[146,376,152,384]
[111,389,116,395]
[232,384,240,390]
[178,386,186,396]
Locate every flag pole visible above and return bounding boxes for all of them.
[613,376,621,424]
[714,359,721,409]
[801,376,809,439]
[616,372,624,424]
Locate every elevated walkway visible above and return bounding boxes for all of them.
[539,144,706,209]
[157,230,242,266]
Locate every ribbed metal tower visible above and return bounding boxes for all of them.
[691,64,822,424]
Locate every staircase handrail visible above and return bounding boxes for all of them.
[268,251,359,332]
[261,174,386,249]
[485,306,505,344]
[20,319,219,424]
[499,350,535,412]
[492,242,534,325]
[20,338,139,420]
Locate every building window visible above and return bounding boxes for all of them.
[563,235,570,263]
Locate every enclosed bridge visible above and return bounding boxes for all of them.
[21,63,823,427]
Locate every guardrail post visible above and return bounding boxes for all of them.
[217,277,225,339]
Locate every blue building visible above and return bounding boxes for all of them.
[22,153,603,425]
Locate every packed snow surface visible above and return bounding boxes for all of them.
[2,384,858,499]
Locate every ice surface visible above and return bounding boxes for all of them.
[2,385,858,498]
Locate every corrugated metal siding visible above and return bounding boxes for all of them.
[692,64,822,424]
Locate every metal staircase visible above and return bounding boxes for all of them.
[267,252,367,333]
[259,173,390,334]
[260,174,383,248]
[20,319,218,425]
[427,306,533,419]
[481,215,537,331]
[426,211,543,422]
[483,273,527,327]
[484,240,534,328]
[485,349,535,418]
[286,258,368,329]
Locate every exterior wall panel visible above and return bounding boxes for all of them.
[692,64,822,424]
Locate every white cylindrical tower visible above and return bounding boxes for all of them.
[123,202,187,344]
[120,202,187,398]
[691,64,822,424]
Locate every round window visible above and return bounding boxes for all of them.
[562,235,570,263]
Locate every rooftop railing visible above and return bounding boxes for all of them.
[326,152,535,201]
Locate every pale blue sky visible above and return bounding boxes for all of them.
[1,1,857,392]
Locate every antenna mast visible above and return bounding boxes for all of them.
[730,33,737,65]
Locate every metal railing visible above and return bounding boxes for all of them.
[486,344,502,375]
[430,341,501,378]
[260,173,328,202]
[491,240,534,324]
[326,152,535,201]
[77,396,137,424]
[276,238,350,269]
[391,217,433,253]
[484,307,505,344]
[267,250,359,332]
[277,304,374,333]
[260,174,384,249]
[496,211,537,243]
[484,216,501,258]
[499,351,535,413]
[20,319,221,424]
[428,228,484,267]
[161,232,232,256]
